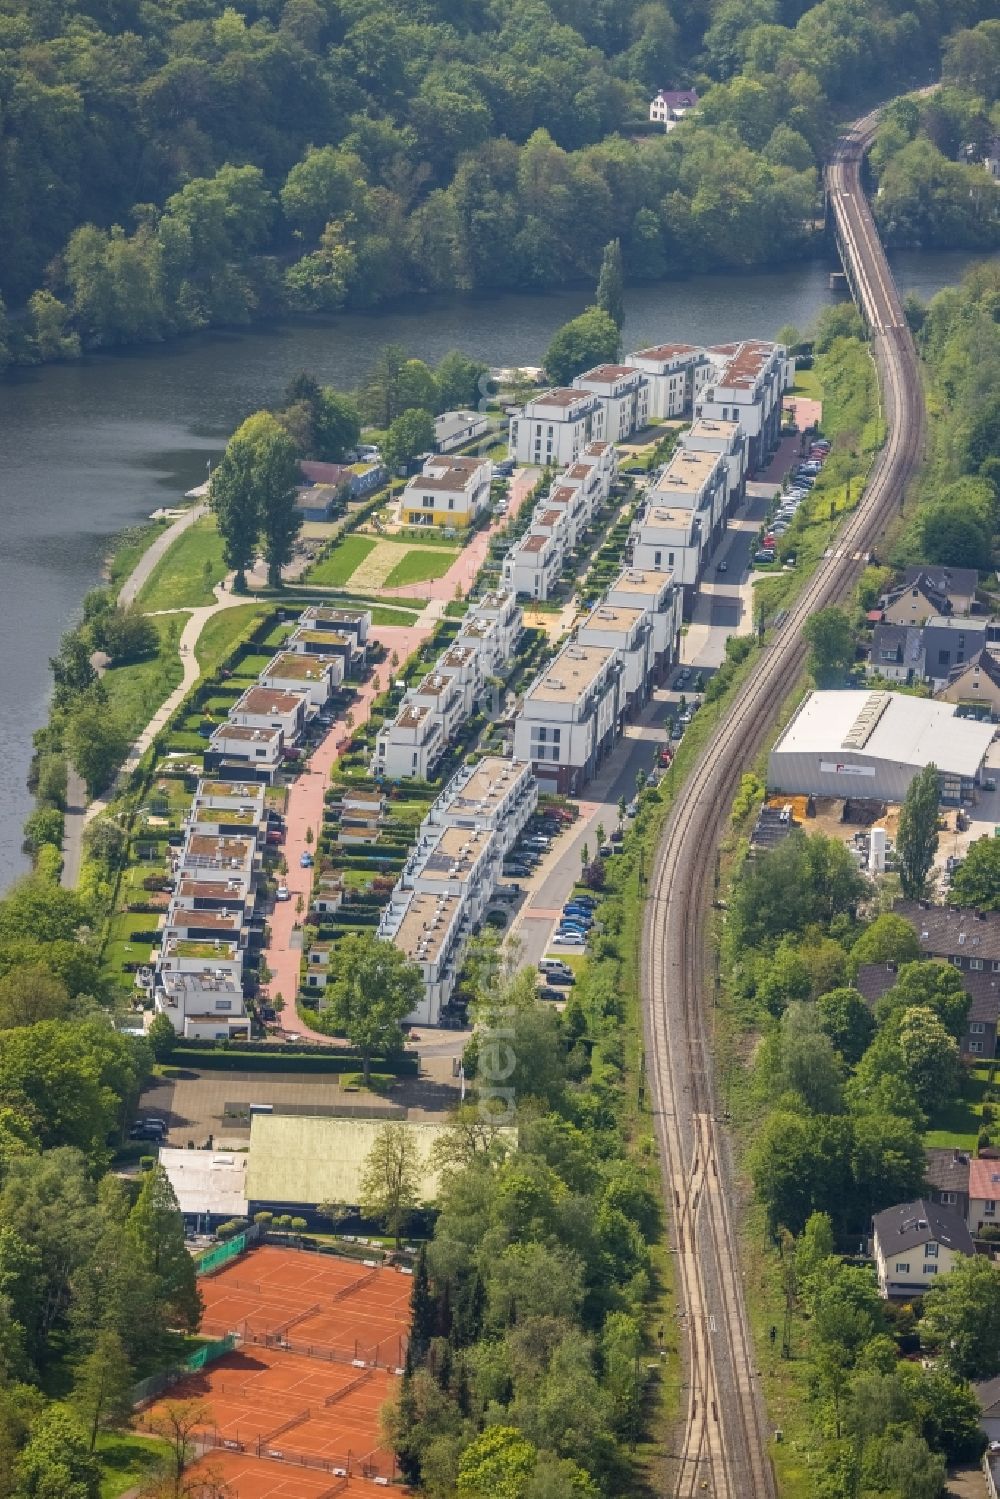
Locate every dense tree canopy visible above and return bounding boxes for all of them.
[0,0,980,362]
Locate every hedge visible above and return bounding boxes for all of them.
[168,1047,418,1074]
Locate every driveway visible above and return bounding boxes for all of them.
[682,492,771,669]
[507,696,672,970]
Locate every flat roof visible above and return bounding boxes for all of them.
[415,671,458,699]
[610,566,674,599]
[166,908,242,933]
[687,417,740,439]
[580,603,646,636]
[577,363,640,383]
[394,702,434,732]
[654,447,720,494]
[520,532,554,555]
[291,628,353,649]
[196,780,265,801]
[526,643,616,704]
[438,644,478,669]
[184,834,256,860]
[246,1116,513,1208]
[235,687,305,716]
[472,589,515,615]
[548,486,579,505]
[211,723,281,744]
[414,824,494,881]
[264,652,334,681]
[301,606,369,626]
[630,343,699,363]
[437,756,531,820]
[530,387,593,410]
[642,505,698,532]
[772,690,995,777]
[386,889,463,965]
[176,876,249,901]
[159,1147,248,1217]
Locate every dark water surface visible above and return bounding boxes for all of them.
[0,248,989,887]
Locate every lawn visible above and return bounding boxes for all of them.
[106,520,168,591]
[97,1432,171,1499]
[305,533,377,587]
[925,1065,992,1150]
[383,545,459,588]
[136,514,227,611]
[194,604,268,674]
[101,615,188,739]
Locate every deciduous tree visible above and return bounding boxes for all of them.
[126,1166,201,1332]
[312,931,422,1084]
[896,764,940,899]
[949,834,1000,909]
[544,307,620,385]
[359,1122,420,1247]
[920,1255,1000,1379]
[71,1328,133,1450]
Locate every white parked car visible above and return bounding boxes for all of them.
[276,885,290,901]
[551,933,584,946]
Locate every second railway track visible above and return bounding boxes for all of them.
[642,107,926,1498]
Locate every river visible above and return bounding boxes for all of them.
[0,248,989,888]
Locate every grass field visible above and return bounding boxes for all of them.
[97,1433,171,1498]
[925,1064,992,1150]
[106,520,168,591]
[101,614,188,738]
[383,545,459,587]
[136,514,227,611]
[305,534,376,587]
[194,604,268,674]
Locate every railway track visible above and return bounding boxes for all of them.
[642,108,926,1498]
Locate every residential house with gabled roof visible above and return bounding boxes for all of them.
[881,572,956,626]
[923,1146,972,1220]
[969,1157,1000,1236]
[973,1375,1000,1444]
[937,648,1000,718]
[902,565,978,616]
[649,88,699,128]
[869,621,926,683]
[872,1198,975,1297]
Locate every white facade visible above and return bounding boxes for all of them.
[154,972,249,1039]
[545,482,592,547]
[424,756,537,855]
[625,343,708,419]
[682,418,746,513]
[650,445,729,547]
[434,410,489,453]
[374,700,445,781]
[434,644,483,714]
[458,590,523,670]
[509,388,600,467]
[572,364,650,443]
[377,889,466,1025]
[513,642,623,794]
[259,651,341,707]
[503,521,567,601]
[400,824,499,925]
[229,686,308,743]
[577,603,652,714]
[630,504,702,592]
[607,567,682,681]
[696,340,792,470]
[401,453,492,529]
[206,723,283,777]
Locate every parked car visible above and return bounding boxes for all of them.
[753,549,776,564]
[538,986,565,1002]
[539,958,573,976]
[568,894,596,908]
[716,560,728,573]
[557,921,589,937]
[299,851,314,868]
[276,885,290,901]
[496,883,521,899]
[552,932,585,946]
[545,970,576,987]
[626,799,639,817]
[129,1118,167,1141]
[563,906,593,923]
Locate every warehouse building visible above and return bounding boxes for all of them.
[768,690,996,804]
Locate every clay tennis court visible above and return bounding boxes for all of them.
[140,1248,412,1494]
[187,1448,401,1498]
[199,1248,410,1366]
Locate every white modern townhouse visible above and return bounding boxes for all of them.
[513,641,623,795]
[153,971,250,1041]
[577,602,653,719]
[373,700,445,781]
[399,823,500,926]
[434,643,484,715]
[508,388,601,467]
[400,453,492,529]
[650,444,729,551]
[423,756,537,856]
[629,503,703,613]
[457,590,523,670]
[502,526,566,601]
[624,343,714,419]
[696,340,792,472]
[259,650,342,707]
[606,567,682,685]
[681,417,747,515]
[572,364,650,443]
[229,685,309,745]
[376,888,466,1025]
[204,723,284,782]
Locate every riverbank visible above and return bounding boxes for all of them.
[1,249,993,890]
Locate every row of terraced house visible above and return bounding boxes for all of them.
[150,605,372,1041]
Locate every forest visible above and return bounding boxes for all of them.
[0,0,990,364]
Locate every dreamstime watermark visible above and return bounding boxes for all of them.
[472,933,518,1127]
